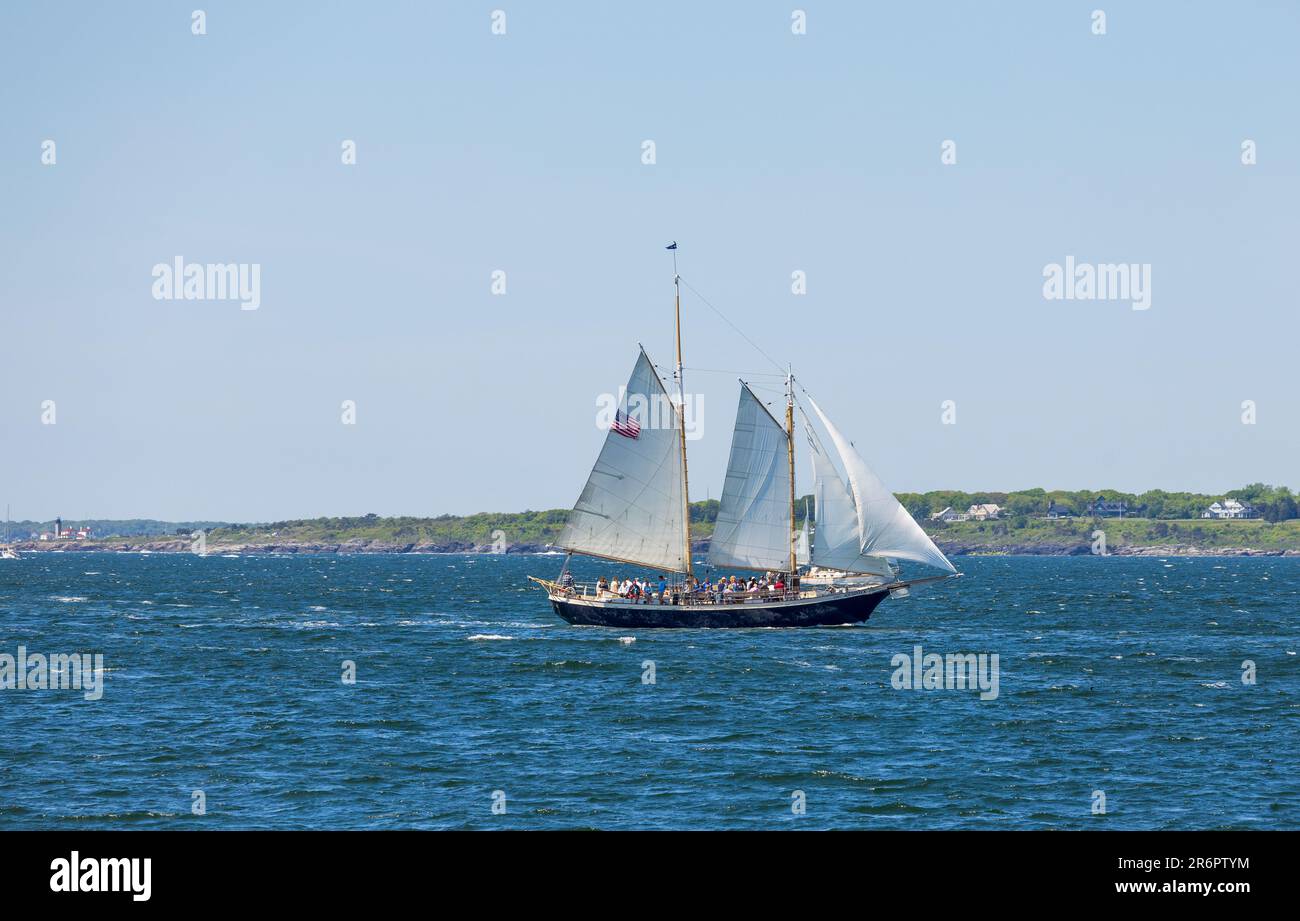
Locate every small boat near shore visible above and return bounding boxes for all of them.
[530,245,959,628]
[1,506,17,559]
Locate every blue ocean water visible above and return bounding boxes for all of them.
[0,553,1296,829]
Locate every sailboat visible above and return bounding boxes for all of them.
[1,506,18,560]
[529,250,959,628]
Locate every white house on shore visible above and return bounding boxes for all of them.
[967,504,1002,521]
[929,507,964,522]
[1202,499,1259,520]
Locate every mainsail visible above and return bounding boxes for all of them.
[554,350,688,572]
[807,398,957,574]
[707,384,793,571]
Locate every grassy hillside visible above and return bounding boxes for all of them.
[207,511,570,547]
[197,501,726,548]
[4,519,233,539]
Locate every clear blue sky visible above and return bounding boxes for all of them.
[2,1,1297,522]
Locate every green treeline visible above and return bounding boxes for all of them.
[893,483,1298,523]
[16,485,1295,549]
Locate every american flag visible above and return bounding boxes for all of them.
[611,409,641,439]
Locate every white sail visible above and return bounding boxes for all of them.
[808,435,894,577]
[554,350,687,572]
[808,398,957,574]
[708,384,793,572]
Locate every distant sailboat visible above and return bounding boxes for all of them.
[794,499,810,562]
[1,505,18,560]
[530,248,958,627]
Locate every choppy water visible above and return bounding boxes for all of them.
[1,553,1296,829]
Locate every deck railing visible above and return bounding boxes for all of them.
[555,581,812,605]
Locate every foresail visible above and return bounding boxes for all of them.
[808,398,957,574]
[554,350,687,572]
[708,384,792,571]
[808,434,894,577]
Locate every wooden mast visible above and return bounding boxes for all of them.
[670,244,693,581]
[786,367,797,578]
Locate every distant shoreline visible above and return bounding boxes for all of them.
[8,508,1300,558]
[9,540,1300,558]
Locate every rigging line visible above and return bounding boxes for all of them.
[794,387,857,449]
[682,366,787,377]
[676,275,788,376]
[748,389,788,409]
[794,396,829,457]
[791,381,833,438]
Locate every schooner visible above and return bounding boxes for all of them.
[529,248,959,628]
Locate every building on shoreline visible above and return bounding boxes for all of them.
[1202,499,1259,520]
[37,518,91,541]
[1086,496,1128,518]
[929,507,964,522]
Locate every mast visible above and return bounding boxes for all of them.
[786,367,797,576]
[669,242,693,580]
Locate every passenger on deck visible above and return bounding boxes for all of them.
[597,576,609,596]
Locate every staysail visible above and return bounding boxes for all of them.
[808,434,895,577]
[707,384,793,571]
[808,398,957,574]
[554,350,688,572]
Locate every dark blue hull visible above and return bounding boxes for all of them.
[549,588,889,628]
